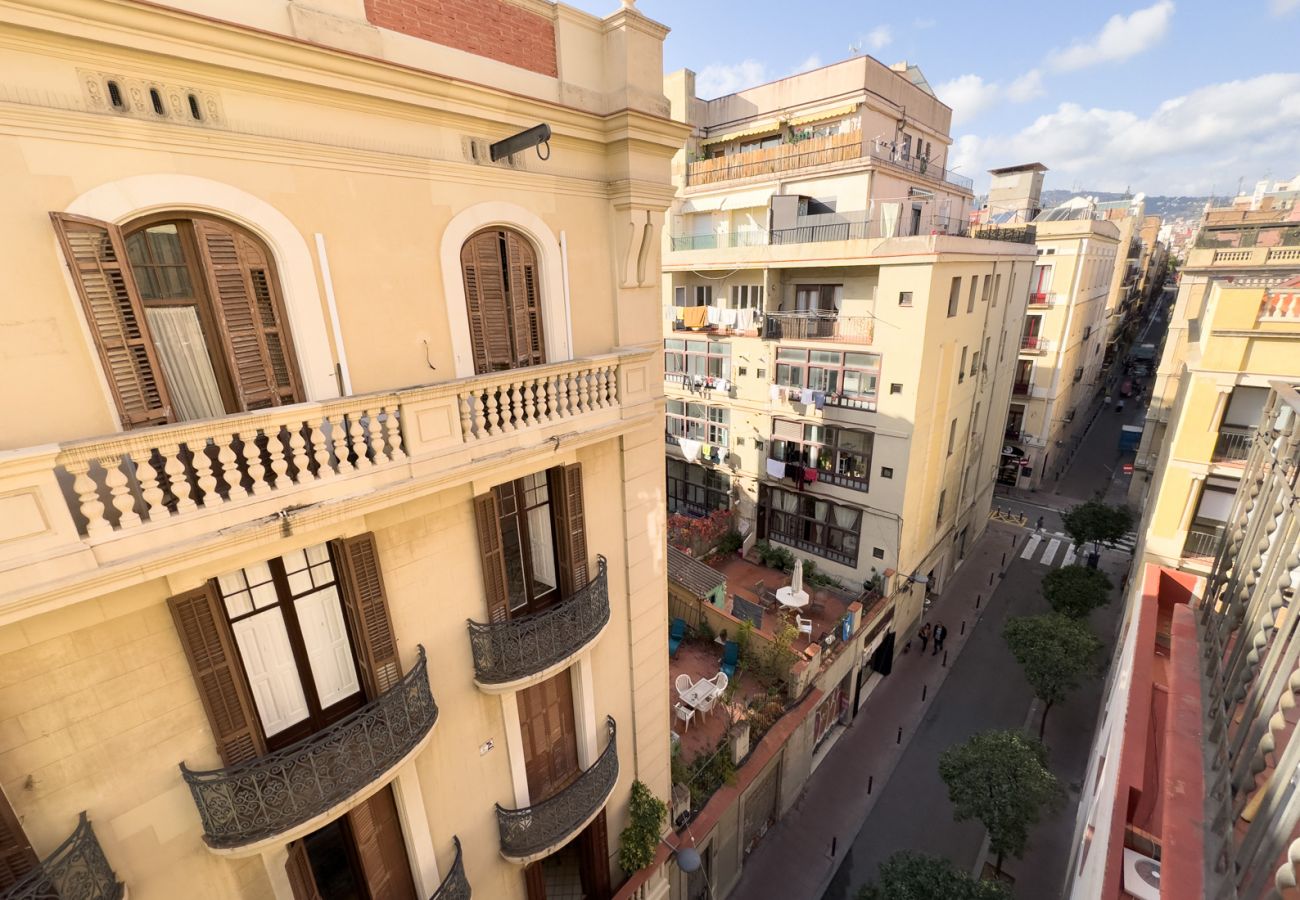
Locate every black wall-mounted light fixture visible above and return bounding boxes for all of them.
[490,123,552,162]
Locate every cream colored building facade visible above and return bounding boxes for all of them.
[1000,205,1119,489]
[1128,206,1300,566]
[659,60,1036,649]
[0,1,684,899]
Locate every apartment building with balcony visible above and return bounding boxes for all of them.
[659,59,1036,654]
[999,200,1120,489]
[1064,382,1300,900]
[1095,197,1147,365]
[1126,204,1300,572]
[0,2,683,899]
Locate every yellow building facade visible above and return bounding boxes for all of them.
[0,1,683,898]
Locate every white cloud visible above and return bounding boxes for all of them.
[865,25,893,50]
[1272,0,1300,13]
[949,73,1300,195]
[1051,1,1175,72]
[936,75,1003,127]
[913,17,936,29]
[937,69,1045,127]
[793,54,823,74]
[695,60,768,99]
[1006,69,1046,103]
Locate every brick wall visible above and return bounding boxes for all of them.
[364,0,557,77]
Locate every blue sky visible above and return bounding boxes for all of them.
[571,0,1300,197]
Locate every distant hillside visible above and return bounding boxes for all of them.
[1038,189,1220,222]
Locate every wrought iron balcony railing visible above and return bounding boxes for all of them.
[1181,523,1226,561]
[496,717,618,860]
[0,814,121,900]
[430,836,471,900]
[180,646,438,849]
[763,312,873,343]
[467,556,610,686]
[1211,426,1252,463]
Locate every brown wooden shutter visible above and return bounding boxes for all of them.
[168,584,266,766]
[348,787,417,900]
[191,218,302,410]
[50,212,173,428]
[578,809,612,899]
[284,841,323,900]
[504,231,545,368]
[517,669,579,801]
[0,788,37,890]
[524,862,546,900]
[461,230,513,374]
[334,534,401,698]
[473,491,511,623]
[553,463,589,597]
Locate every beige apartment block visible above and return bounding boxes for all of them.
[1128,204,1300,568]
[0,1,686,899]
[658,60,1036,653]
[1000,203,1119,490]
[1095,198,1146,359]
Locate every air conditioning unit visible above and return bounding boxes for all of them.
[1122,849,1160,900]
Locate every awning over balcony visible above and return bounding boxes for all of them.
[700,119,782,145]
[789,104,858,126]
[680,188,775,214]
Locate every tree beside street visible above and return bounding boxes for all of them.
[1061,499,1134,562]
[857,851,1010,900]
[1004,614,1102,738]
[1042,565,1113,619]
[938,730,1062,877]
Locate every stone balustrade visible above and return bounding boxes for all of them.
[0,350,651,606]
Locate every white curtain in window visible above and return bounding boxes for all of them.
[832,505,858,529]
[880,203,902,238]
[527,506,558,592]
[145,307,225,421]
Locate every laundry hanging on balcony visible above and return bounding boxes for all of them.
[678,438,702,461]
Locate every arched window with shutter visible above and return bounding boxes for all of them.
[460,227,546,374]
[51,211,304,426]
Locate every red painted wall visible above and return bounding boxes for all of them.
[363,0,558,77]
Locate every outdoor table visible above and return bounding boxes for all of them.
[680,677,718,709]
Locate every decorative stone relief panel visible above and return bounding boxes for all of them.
[78,69,225,127]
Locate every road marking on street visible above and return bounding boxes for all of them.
[1021,534,1041,559]
[1062,543,1078,567]
[1041,538,1061,566]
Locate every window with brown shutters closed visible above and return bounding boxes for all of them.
[0,788,37,890]
[461,228,546,374]
[50,211,303,427]
[284,841,323,900]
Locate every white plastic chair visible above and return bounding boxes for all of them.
[675,674,693,697]
[711,671,729,696]
[674,702,695,732]
[796,615,813,636]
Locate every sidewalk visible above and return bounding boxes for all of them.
[729,522,1025,900]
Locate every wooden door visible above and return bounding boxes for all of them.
[577,809,612,899]
[0,789,36,890]
[348,787,417,900]
[517,669,580,802]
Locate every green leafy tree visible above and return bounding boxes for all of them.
[1004,614,1102,737]
[938,730,1062,876]
[617,780,667,874]
[1042,565,1113,619]
[857,851,1010,900]
[1061,500,1135,559]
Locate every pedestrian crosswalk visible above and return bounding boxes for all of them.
[1019,530,1138,568]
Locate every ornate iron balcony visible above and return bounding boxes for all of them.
[431,836,471,900]
[0,813,121,900]
[467,556,610,686]
[496,717,618,860]
[180,646,437,849]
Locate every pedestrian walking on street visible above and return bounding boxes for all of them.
[918,622,931,654]
[933,622,948,655]
[1036,515,1044,531]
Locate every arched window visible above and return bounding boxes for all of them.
[460,227,545,374]
[52,212,303,425]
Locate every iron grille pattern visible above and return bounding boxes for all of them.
[430,836,471,900]
[496,717,618,859]
[467,556,609,685]
[0,813,121,900]
[180,646,437,849]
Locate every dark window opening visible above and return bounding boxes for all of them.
[188,93,202,120]
[149,88,165,115]
[107,80,124,109]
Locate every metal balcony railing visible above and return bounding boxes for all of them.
[972,224,1037,244]
[496,717,618,860]
[771,218,870,244]
[1027,293,1059,308]
[467,556,609,685]
[1020,335,1050,352]
[180,647,438,849]
[763,312,873,343]
[0,814,121,900]
[669,231,768,251]
[1181,523,1226,561]
[1212,427,1252,463]
[430,837,471,900]
[1012,381,1032,396]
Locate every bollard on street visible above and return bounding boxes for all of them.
[942,650,948,667]
[867,776,873,795]
[960,620,966,635]
[921,684,927,702]
[897,726,902,744]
